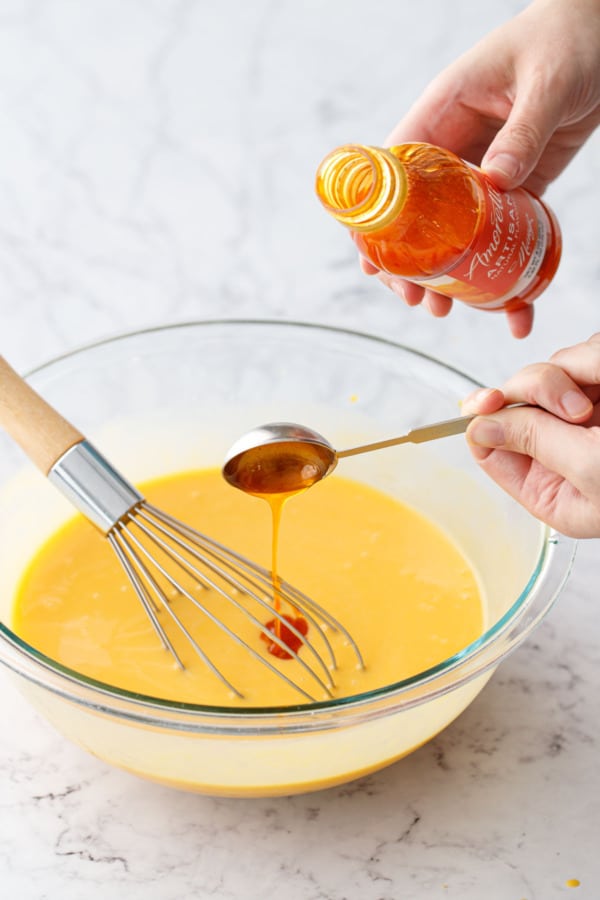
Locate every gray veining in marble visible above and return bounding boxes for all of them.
[0,1,598,898]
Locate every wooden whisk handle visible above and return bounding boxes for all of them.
[0,356,84,475]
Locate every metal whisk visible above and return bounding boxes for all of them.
[0,356,363,702]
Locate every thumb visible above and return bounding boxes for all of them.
[466,407,592,492]
[481,90,562,191]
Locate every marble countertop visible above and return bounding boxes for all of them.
[0,1,599,898]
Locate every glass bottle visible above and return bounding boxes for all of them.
[315,143,562,312]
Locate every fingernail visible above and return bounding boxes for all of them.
[485,153,521,182]
[561,390,592,419]
[461,387,496,413]
[467,418,505,448]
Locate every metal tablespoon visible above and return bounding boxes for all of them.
[222,413,478,496]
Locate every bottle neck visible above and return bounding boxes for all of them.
[315,145,407,232]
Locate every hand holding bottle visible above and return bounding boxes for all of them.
[462,333,600,537]
[317,143,561,318]
[364,0,600,338]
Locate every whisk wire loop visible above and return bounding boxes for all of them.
[108,532,185,667]
[144,504,365,667]
[116,507,336,700]
[139,504,339,678]
[110,528,245,697]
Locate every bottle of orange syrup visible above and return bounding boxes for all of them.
[315,143,562,313]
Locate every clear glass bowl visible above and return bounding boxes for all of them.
[0,321,576,796]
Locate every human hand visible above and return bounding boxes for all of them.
[462,333,600,538]
[364,0,600,339]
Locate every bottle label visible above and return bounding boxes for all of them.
[416,179,549,308]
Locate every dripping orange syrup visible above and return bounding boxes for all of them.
[223,441,330,659]
[260,491,309,660]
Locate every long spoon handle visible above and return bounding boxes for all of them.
[336,414,474,459]
[0,356,84,474]
[335,408,528,460]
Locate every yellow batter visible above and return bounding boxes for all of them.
[12,468,484,707]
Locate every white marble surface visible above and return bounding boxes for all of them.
[0,1,599,897]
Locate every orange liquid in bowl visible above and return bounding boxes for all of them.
[11,468,484,708]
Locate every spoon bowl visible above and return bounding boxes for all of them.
[222,422,337,495]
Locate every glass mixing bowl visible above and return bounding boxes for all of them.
[0,321,576,797]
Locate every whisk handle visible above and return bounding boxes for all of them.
[0,355,84,474]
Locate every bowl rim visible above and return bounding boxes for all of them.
[0,319,578,728]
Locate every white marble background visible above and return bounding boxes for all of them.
[0,1,598,898]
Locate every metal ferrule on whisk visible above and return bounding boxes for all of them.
[47,440,143,533]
